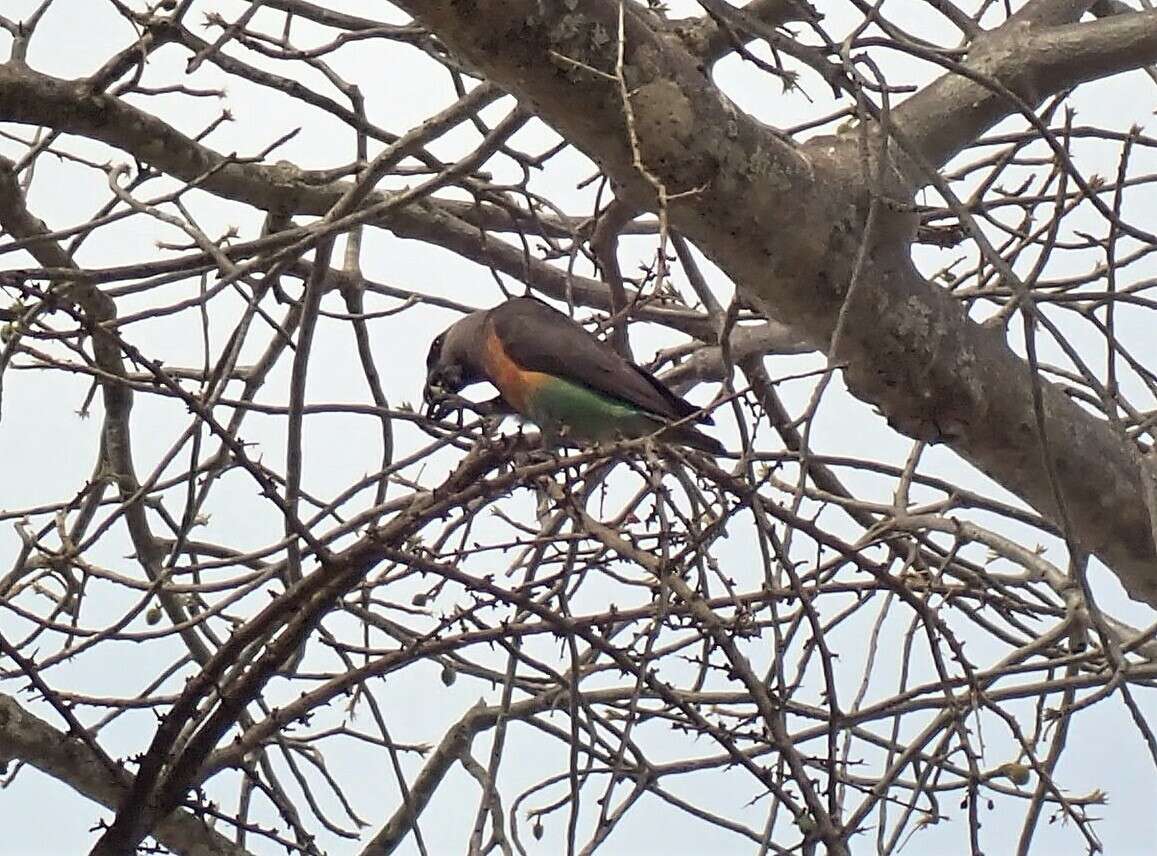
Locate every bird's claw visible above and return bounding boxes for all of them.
[424,389,514,427]
[423,385,463,423]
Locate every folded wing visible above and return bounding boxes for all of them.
[491,298,713,425]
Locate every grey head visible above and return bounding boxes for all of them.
[423,309,490,408]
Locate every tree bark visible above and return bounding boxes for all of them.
[0,693,249,856]
[388,0,1157,604]
[2,3,1153,603]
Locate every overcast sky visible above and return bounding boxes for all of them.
[1,1,1155,854]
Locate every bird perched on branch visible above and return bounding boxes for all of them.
[423,297,725,455]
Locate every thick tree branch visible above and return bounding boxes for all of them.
[0,693,250,856]
[3,4,1152,853]
[389,0,1157,605]
[3,5,1154,604]
[895,6,1157,170]
[0,60,741,343]
[670,0,820,64]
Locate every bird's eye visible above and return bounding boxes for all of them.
[427,333,445,367]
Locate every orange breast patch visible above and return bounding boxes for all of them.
[482,324,550,414]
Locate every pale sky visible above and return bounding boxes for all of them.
[1,1,1155,854]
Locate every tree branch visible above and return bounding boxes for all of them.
[0,693,250,856]
[390,0,1157,604]
[670,0,820,64]
[894,6,1157,170]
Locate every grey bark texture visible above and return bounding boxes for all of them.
[386,0,1157,606]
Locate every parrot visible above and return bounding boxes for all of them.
[423,297,725,455]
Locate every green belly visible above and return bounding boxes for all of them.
[522,377,659,444]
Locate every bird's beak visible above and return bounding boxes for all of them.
[423,366,461,420]
[422,377,445,419]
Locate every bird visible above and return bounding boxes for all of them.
[423,297,725,455]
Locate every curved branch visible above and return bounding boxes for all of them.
[390,0,1157,604]
[3,4,1154,604]
[895,6,1157,170]
[0,60,728,342]
[0,693,250,856]
[670,0,820,64]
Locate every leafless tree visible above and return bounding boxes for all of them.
[1,1,1156,854]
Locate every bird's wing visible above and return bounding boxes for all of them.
[491,298,712,424]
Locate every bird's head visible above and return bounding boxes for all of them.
[423,310,489,417]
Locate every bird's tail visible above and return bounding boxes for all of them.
[658,423,727,456]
